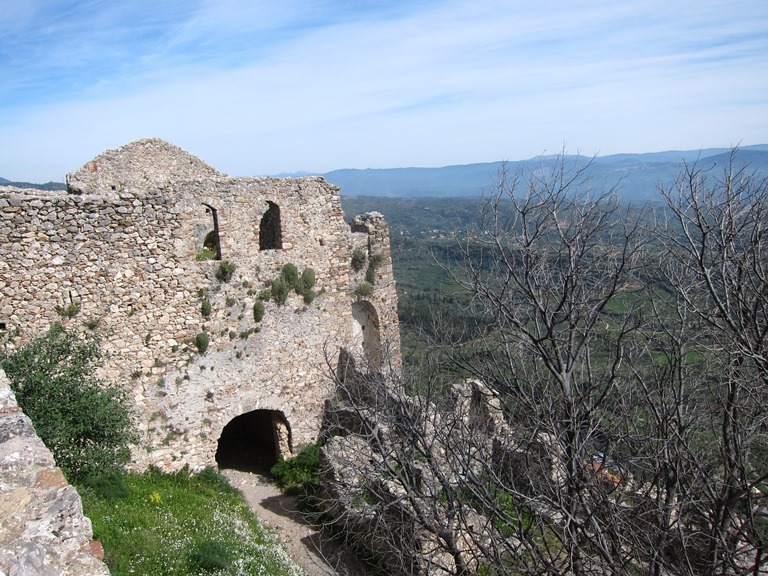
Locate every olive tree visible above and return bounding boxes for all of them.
[0,324,137,482]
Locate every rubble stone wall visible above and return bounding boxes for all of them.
[0,139,400,471]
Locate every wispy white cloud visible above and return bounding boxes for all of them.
[1,0,766,181]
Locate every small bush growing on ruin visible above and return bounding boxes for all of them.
[201,300,212,318]
[369,252,385,269]
[300,268,316,291]
[271,444,321,494]
[351,247,367,272]
[238,327,259,339]
[56,301,81,318]
[271,279,289,306]
[215,261,236,283]
[83,317,101,330]
[257,288,271,301]
[354,283,373,298]
[365,263,376,284]
[0,324,137,482]
[281,263,299,289]
[303,290,316,305]
[253,301,265,322]
[194,332,209,354]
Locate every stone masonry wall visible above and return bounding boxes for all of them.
[0,138,400,472]
[0,369,109,576]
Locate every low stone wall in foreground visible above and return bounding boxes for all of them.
[0,369,109,576]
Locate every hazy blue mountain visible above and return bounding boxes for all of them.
[0,178,66,191]
[323,145,768,201]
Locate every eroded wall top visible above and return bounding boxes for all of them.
[67,138,223,196]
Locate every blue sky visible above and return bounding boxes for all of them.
[2,0,766,182]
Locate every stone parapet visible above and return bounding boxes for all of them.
[0,369,109,576]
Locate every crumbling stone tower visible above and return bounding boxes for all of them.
[0,138,400,471]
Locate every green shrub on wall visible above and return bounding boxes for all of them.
[201,299,212,318]
[354,283,373,298]
[253,301,265,322]
[55,301,81,318]
[0,324,137,482]
[195,332,210,354]
[351,248,367,272]
[300,268,316,291]
[257,288,271,301]
[271,279,289,306]
[281,263,299,289]
[369,252,385,269]
[215,261,236,283]
[260,265,318,309]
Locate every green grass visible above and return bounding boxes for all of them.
[80,467,305,576]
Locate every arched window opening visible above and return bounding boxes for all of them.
[203,230,219,253]
[200,203,222,260]
[215,409,291,473]
[259,201,282,251]
[351,301,382,367]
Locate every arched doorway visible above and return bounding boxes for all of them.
[215,409,291,473]
[200,203,222,260]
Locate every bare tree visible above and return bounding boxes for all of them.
[313,151,768,576]
[655,152,768,575]
[438,155,656,575]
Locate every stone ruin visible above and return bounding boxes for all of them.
[0,369,109,576]
[0,138,402,574]
[0,138,401,473]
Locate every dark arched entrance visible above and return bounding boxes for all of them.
[215,409,291,473]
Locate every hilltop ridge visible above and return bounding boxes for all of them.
[6,144,768,200]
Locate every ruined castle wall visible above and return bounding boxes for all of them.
[0,186,193,377]
[0,139,400,472]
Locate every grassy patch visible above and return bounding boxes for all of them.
[80,467,305,576]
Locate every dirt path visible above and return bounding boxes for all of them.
[222,469,365,576]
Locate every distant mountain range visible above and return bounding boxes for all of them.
[0,177,66,191]
[318,145,768,201]
[5,145,768,200]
